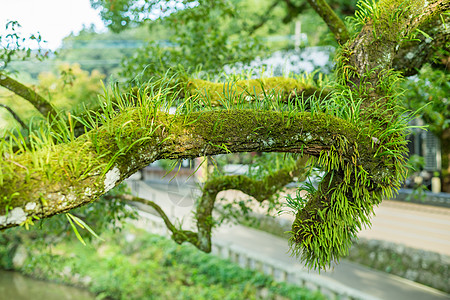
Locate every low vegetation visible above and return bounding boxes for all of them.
[0,225,325,300]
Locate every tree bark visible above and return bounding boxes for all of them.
[0,109,378,229]
[393,14,450,76]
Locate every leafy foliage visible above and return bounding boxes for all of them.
[0,21,49,72]
[118,2,266,80]
[402,64,450,136]
[0,64,104,132]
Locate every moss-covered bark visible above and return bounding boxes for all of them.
[287,0,450,268]
[123,156,308,253]
[193,156,309,252]
[392,13,450,76]
[305,0,350,44]
[0,108,373,229]
[186,77,325,105]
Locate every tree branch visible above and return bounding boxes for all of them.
[281,0,309,23]
[125,194,201,248]
[305,0,350,44]
[0,108,377,230]
[393,14,450,76]
[287,0,450,269]
[0,103,26,128]
[194,156,309,251]
[123,157,308,253]
[2,0,447,270]
[246,0,282,35]
[0,72,57,118]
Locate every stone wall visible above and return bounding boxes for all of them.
[395,189,450,208]
[347,238,450,293]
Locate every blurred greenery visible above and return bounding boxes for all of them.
[0,225,325,300]
[2,0,346,85]
[0,63,104,132]
[401,64,450,191]
[402,64,450,137]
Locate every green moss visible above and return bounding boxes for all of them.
[188,77,317,105]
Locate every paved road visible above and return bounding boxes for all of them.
[220,187,450,256]
[358,201,450,256]
[129,180,450,300]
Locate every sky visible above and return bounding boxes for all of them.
[0,0,106,50]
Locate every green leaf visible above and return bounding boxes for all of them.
[66,213,86,246]
[67,213,104,241]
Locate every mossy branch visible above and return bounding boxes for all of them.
[0,72,57,118]
[124,194,201,249]
[393,13,450,76]
[286,0,450,269]
[194,156,309,252]
[0,108,376,231]
[1,0,446,271]
[124,157,309,253]
[305,0,350,44]
[186,77,328,106]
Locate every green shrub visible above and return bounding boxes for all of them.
[4,225,324,300]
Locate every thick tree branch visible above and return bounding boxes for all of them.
[345,0,450,78]
[305,0,350,44]
[393,14,450,76]
[1,0,447,270]
[0,72,57,118]
[287,0,450,269]
[0,108,377,230]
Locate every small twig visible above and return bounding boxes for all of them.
[247,0,282,35]
[0,72,57,118]
[115,194,203,249]
[4,158,28,170]
[0,103,27,128]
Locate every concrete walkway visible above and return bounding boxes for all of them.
[129,180,450,300]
